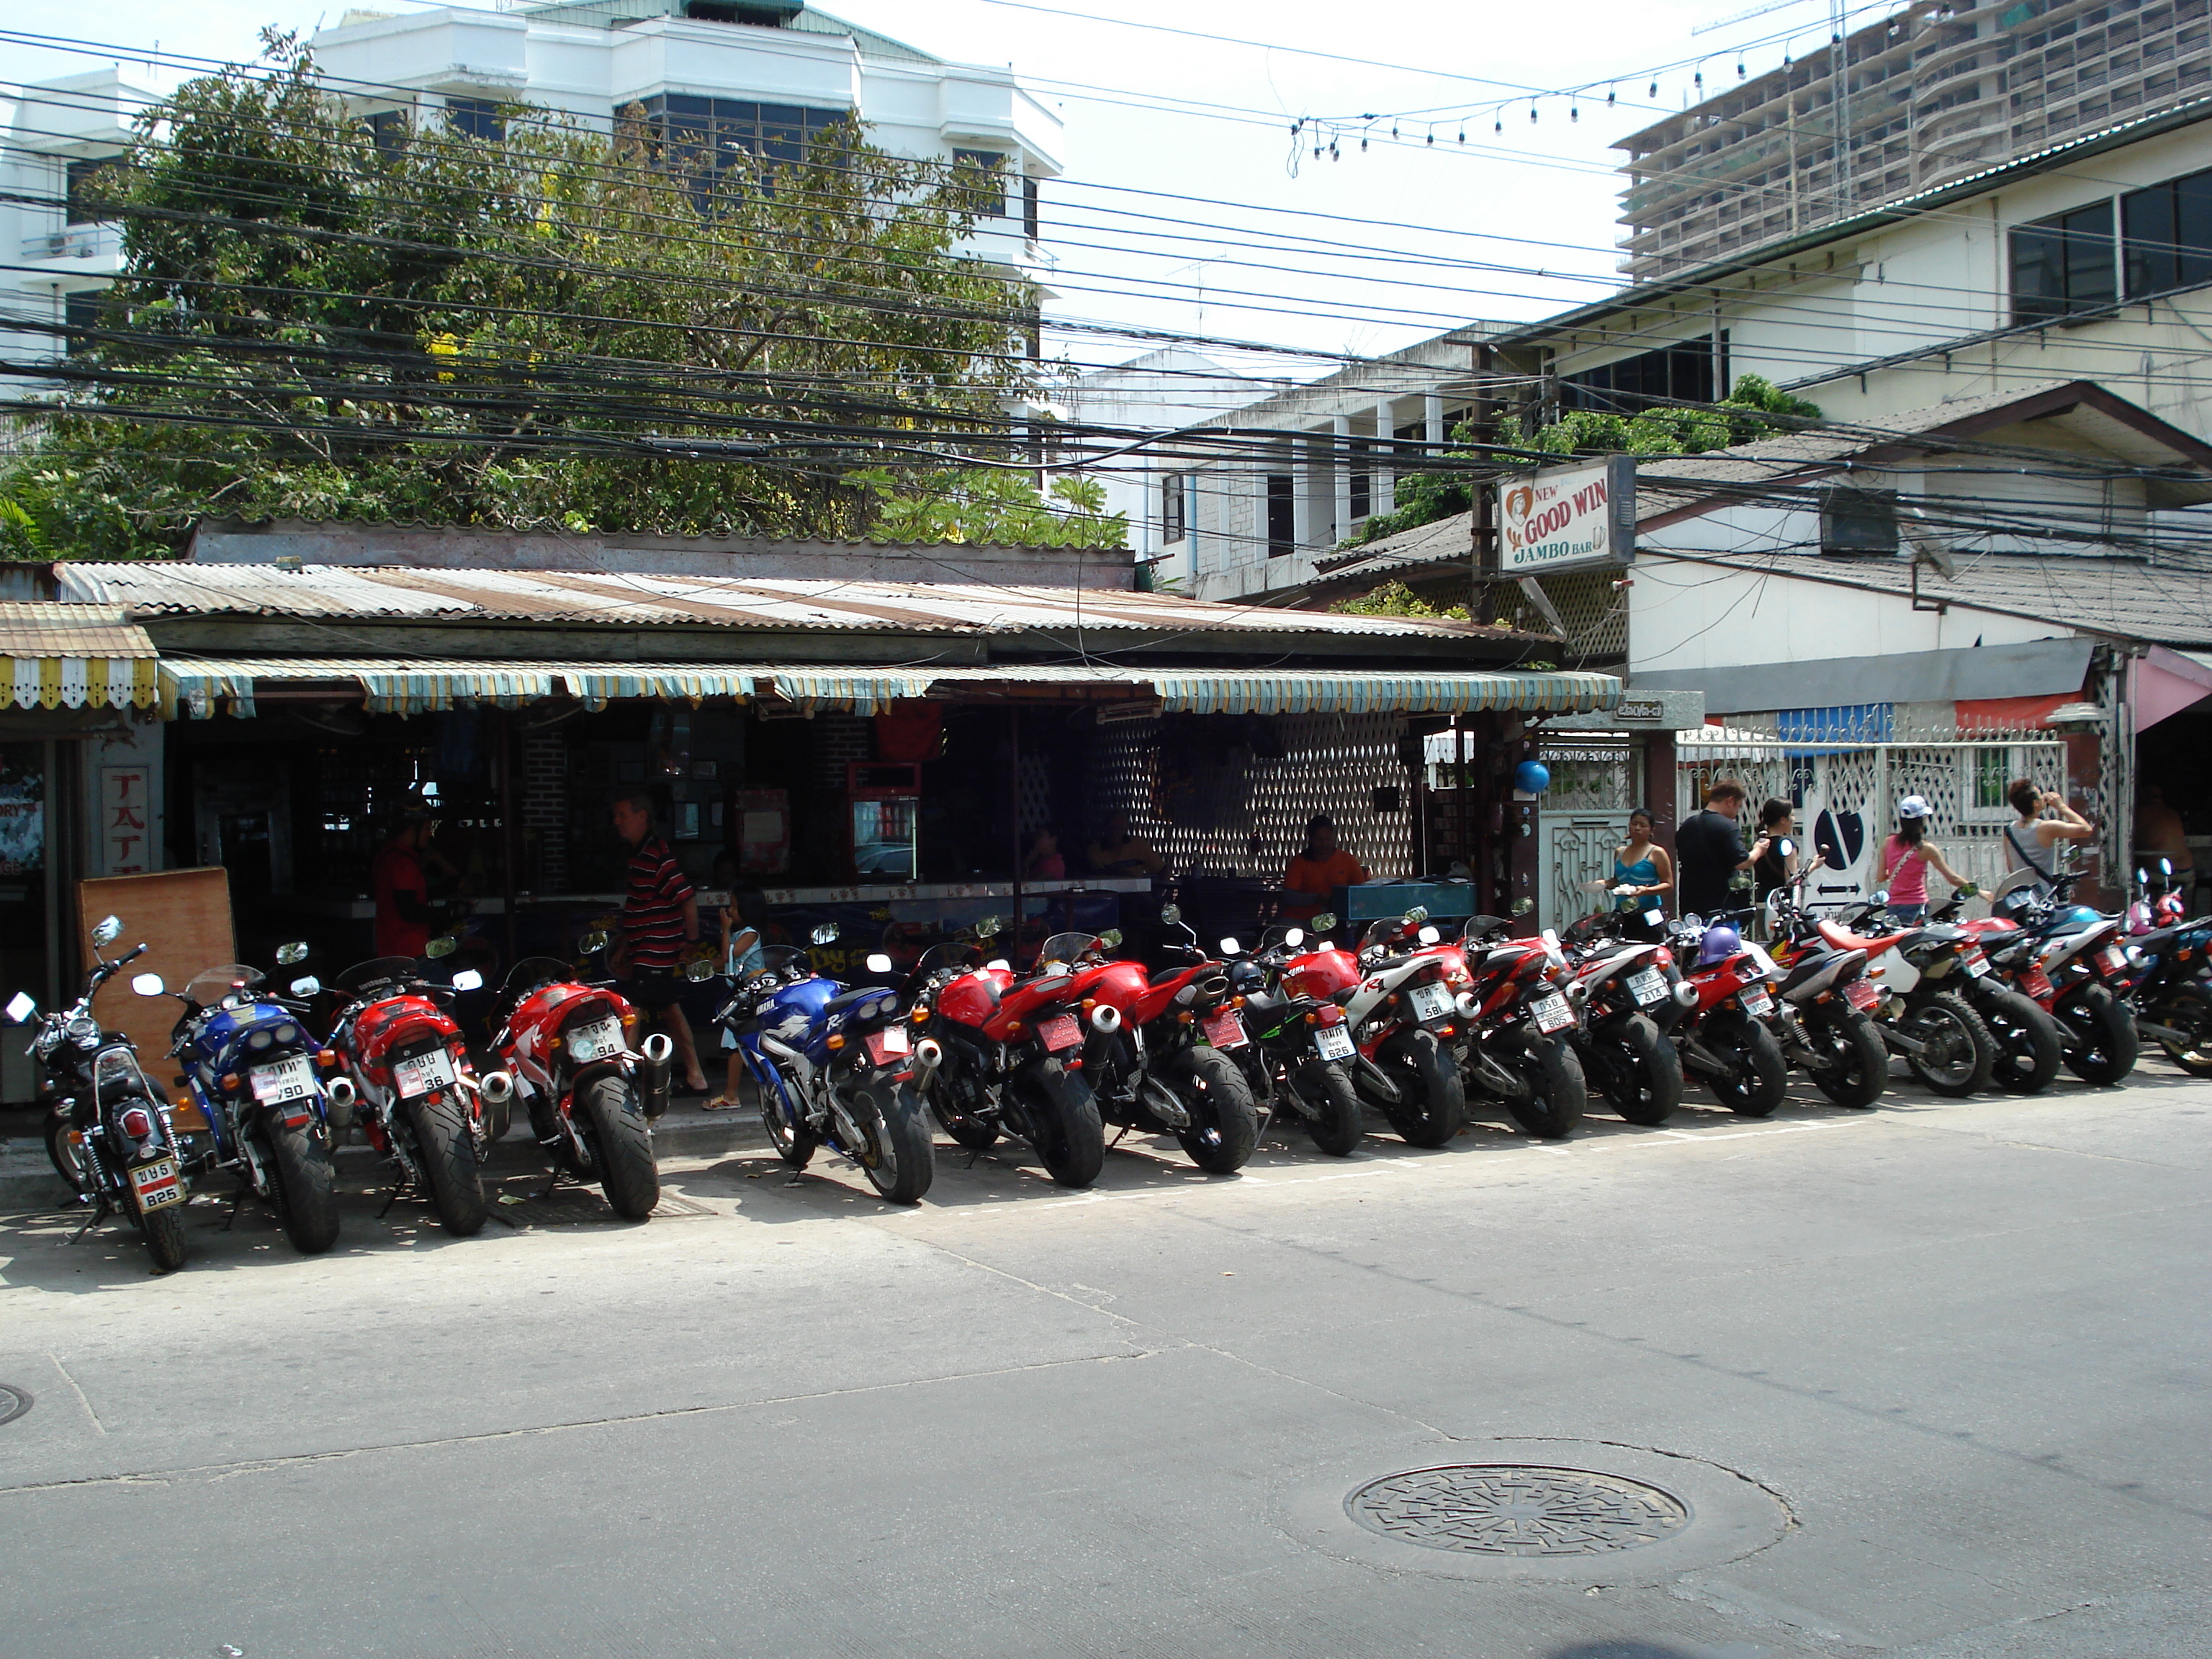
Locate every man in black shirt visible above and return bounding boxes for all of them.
[1676,777,1770,917]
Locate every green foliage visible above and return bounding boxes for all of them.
[853,467,1127,549]
[1327,579,1467,620]
[1,37,1038,557]
[1496,374,1822,461]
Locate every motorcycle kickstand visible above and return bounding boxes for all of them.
[221,1182,251,1232]
[376,1179,412,1220]
[66,1196,110,1245]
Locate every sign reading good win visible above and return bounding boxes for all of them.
[1497,454,1637,577]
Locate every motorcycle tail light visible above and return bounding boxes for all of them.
[220,1072,240,1092]
[318,1049,337,1069]
[1653,948,1673,966]
[827,1035,845,1051]
[118,1106,153,1141]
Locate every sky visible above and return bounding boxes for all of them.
[0,0,1868,382]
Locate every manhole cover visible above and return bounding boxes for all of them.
[0,1384,32,1426]
[1345,1464,1689,1557]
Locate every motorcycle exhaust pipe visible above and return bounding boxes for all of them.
[478,1069,514,1107]
[1089,1003,1124,1035]
[639,1032,674,1121]
[1672,981,1700,1007]
[1453,990,1480,1020]
[2134,1020,2193,1046]
[911,1038,945,1079]
[324,1075,357,1128]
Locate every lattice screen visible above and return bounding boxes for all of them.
[1087,712,1412,878]
[1487,568,1629,662]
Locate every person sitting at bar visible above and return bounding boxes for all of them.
[1087,811,1164,878]
[1283,814,1367,920]
[1024,827,1066,881]
[611,791,709,1097]
[372,809,441,958]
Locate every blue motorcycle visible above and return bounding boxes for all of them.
[716,927,934,1205]
[134,945,341,1254]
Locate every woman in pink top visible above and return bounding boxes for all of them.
[1880,795,1971,922]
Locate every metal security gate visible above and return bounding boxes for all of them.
[1539,738,1637,928]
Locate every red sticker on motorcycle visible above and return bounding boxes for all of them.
[2023,966,2054,1000]
[1037,1014,1082,1052]
[1844,979,1879,1011]
[1200,1008,1249,1049]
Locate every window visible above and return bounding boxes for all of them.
[951,149,1007,217]
[1160,472,1188,544]
[1022,176,1040,241]
[1349,441,1372,520]
[63,291,101,356]
[446,97,505,141]
[1819,486,1899,554]
[1562,335,1723,412]
[367,109,410,159]
[625,96,845,204]
[1265,474,1294,557]
[2010,199,2116,320]
[63,158,114,226]
[2123,165,2212,295]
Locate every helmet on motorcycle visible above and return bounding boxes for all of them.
[1696,924,1743,967]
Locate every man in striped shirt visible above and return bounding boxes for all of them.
[613,793,710,1095]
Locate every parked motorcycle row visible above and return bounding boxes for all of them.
[19,847,2212,1274]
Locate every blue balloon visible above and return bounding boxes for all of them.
[1515,760,1552,794]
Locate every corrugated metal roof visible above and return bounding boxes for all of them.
[60,563,1521,643]
[0,601,156,657]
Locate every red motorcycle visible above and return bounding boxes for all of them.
[902,918,1105,1187]
[321,951,515,1236]
[1663,919,1789,1115]
[490,930,673,1220]
[1331,908,1470,1147]
[1451,917,1588,1138]
[1053,912,1259,1175]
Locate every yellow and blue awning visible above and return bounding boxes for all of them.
[0,603,160,711]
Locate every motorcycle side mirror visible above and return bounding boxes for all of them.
[1310,912,1336,932]
[425,935,459,959]
[4,989,36,1023]
[289,975,321,997]
[1097,928,1123,950]
[865,952,894,974]
[128,974,163,999]
[683,959,716,982]
[1402,904,1430,925]
[1219,937,1241,956]
[448,969,483,993]
[1644,907,1665,927]
[1511,898,1534,917]
[1284,928,1304,947]
[810,922,840,945]
[2136,866,2149,885]
[1869,889,1889,906]
[91,914,122,948]
[275,941,310,966]
[578,930,611,954]
[2162,857,2175,877]
[1416,925,1441,945]
[975,916,1005,938]
[984,958,1010,972]
[1158,903,1182,925]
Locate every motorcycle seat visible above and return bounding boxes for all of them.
[1817,920,1916,957]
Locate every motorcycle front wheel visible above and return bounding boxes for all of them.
[1168,1046,1259,1175]
[1702,1012,1789,1117]
[2062,983,2139,1085]
[759,1068,819,1169]
[1902,991,1996,1097]
[578,1074,660,1220]
[265,1120,341,1254]
[1977,986,2062,1095]
[1809,1009,1888,1109]
[405,1092,489,1236]
[1293,1058,1364,1156]
[1375,1029,1467,1148]
[2151,984,2212,1076]
[1592,1014,1678,1125]
[1012,1058,1103,1188]
[43,1112,89,1197]
[842,1077,934,1205]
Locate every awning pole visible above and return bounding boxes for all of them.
[497,709,518,968]
[1009,705,1023,958]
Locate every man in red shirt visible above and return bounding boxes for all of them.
[613,792,709,1094]
[1282,813,1367,920]
[371,812,439,958]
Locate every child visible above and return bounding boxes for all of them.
[703,881,768,1111]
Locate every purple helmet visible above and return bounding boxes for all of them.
[1696,924,1743,967]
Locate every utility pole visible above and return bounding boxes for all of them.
[1473,343,1499,624]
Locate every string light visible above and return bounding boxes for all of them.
[1606,86,1617,104]
[1647,81,1658,96]
[1570,104,1578,121]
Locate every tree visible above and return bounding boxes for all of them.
[1,37,1043,556]
[1326,579,1467,620]
[855,467,1127,548]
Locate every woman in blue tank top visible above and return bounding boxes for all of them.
[1613,809,1673,927]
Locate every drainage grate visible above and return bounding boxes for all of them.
[1345,1464,1689,1557]
[0,1384,31,1426]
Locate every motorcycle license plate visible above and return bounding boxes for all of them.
[1201,1007,1249,1049]
[1741,988,1775,1018]
[1530,992,1575,1035]
[2023,966,2054,999]
[1844,979,1879,1012]
[567,1017,625,1063]
[1627,968,1668,1007]
[1408,981,1453,1022]
[864,1026,911,1064]
[128,1156,182,1211]
[1037,1013,1082,1053]
[1961,950,1990,977]
[248,1056,315,1105]
[1313,1022,1357,1061]
[2101,946,2128,975]
[392,1048,457,1098]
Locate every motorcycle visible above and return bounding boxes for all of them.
[489,928,672,1220]
[1558,909,1689,1125]
[1223,913,1367,1155]
[1448,914,1587,1138]
[2116,859,2212,1075]
[900,917,1105,1188]
[1335,907,1473,1146]
[321,949,511,1236]
[133,944,341,1254]
[8,915,190,1272]
[1057,909,1260,1174]
[1912,886,2064,1095]
[1975,875,2140,1086]
[716,926,934,1204]
[1759,867,1889,1108]
[1663,915,1791,1116]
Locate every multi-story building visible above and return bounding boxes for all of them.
[1617,0,2212,279]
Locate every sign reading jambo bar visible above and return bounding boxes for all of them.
[1497,454,1636,577]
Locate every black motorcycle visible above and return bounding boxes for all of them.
[9,914,190,1272]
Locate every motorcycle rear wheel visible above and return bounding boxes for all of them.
[2152,984,2212,1076]
[43,1112,89,1197]
[1505,1034,1588,1138]
[1594,1015,1678,1125]
[137,1192,188,1274]
[2062,983,2139,1085]
[1013,1059,1103,1188]
[578,1074,660,1220]
[266,1121,341,1255]
[1376,1029,1467,1148]
[1169,1046,1259,1175]
[1977,986,2062,1095]
[1903,991,1995,1097]
[1809,1010,1888,1109]
[843,1077,934,1205]
[1703,1012,1789,1117]
[1295,1058,1364,1156]
[405,1092,489,1236]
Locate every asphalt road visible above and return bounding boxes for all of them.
[1,1063,2207,1659]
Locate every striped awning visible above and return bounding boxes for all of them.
[0,603,159,711]
[160,658,560,719]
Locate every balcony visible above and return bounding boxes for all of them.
[15,222,122,272]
